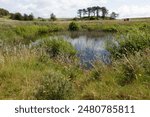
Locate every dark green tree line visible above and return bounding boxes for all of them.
[0,8,9,17]
[77,6,118,20]
[10,13,34,21]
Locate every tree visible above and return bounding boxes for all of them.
[0,8,9,17]
[50,13,56,21]
[101,7,108,19]
[10,13,14,19]
[95,6,102,18]
[12,13,23,20]
[92,6,97,17]
[23,14,29,21]
[110,12,119,19]
[77,9,83,18]
[82,9,87,17]
[87,7,92,17]
[76,6,118,20]
[28,13,34,20]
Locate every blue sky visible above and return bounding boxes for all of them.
[0,0,150,18]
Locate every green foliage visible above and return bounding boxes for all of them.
[91,70,102,80]
[117,63,137,86]
[107,30,150,59]
[0,8,9,17]
[77,6,112,20]
[10,13,34,21]
[68,22,80,31]
[28,13,34,20]
[38,26,50,34]
[14,25,39,39]
[103,26,117,32]
[89,16,97,20]
[50,13,57,21]
[11,13,23,20]
[42,38,76,58]
[0,19,150,100]
[35,72,73,100]
[114,49,150,87]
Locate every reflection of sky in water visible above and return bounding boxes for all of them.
[32,32,114,67]
[62,33,113,67]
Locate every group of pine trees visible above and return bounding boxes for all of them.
[77,6,119,20]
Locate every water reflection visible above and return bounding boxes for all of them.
[61,31,113,67]
[32,31,114,67]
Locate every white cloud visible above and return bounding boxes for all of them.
[117,5,150,18]
[0,0,150,18]
[0,0,108,18]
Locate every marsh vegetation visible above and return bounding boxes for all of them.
[0,13,150,99]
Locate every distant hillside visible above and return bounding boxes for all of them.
[131,17,150,19]
[129,17,150,21]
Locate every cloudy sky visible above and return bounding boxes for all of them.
[0,0,150,18]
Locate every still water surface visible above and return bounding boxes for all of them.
[59,31,115,66]
[33,31,115,67]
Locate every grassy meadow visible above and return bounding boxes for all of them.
[0,18,150,99]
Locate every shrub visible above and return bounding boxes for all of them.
[35,72,73,100]
[107,30,150,59]
[68,22,80,31]
[89,16,97,20]
[114,49,150,87]
[117,63,137,86]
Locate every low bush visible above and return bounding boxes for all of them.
[107,30,150,59]
[117,63,137,86]
[68,22,80,31]
[35,72,73,100]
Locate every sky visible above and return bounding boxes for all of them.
[0,0,150,18]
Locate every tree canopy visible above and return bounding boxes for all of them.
[0,8,9,17]
[10,13,34,21]
[77,6,118,20]
[50,13,57,21]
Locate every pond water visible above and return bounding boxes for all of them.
[58,31,115,67]
[33,31,115,67]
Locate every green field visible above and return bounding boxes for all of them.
[0,18,150,100]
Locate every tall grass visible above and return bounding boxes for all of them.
[0,41,149,99]
[107,29,150,59]
[41,38,76,58]
[1,20,150,44]
[0,19,150,100]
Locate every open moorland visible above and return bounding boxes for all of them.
[0,16,150,99]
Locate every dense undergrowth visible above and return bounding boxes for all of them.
[0,19,150,99]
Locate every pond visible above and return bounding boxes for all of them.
[56,31,115,67]
[33,31,115,67]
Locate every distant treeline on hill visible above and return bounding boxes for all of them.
[0,8,9,17]
[0,8,34,21]
[76,6,119,20]
[10,13,34,21]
